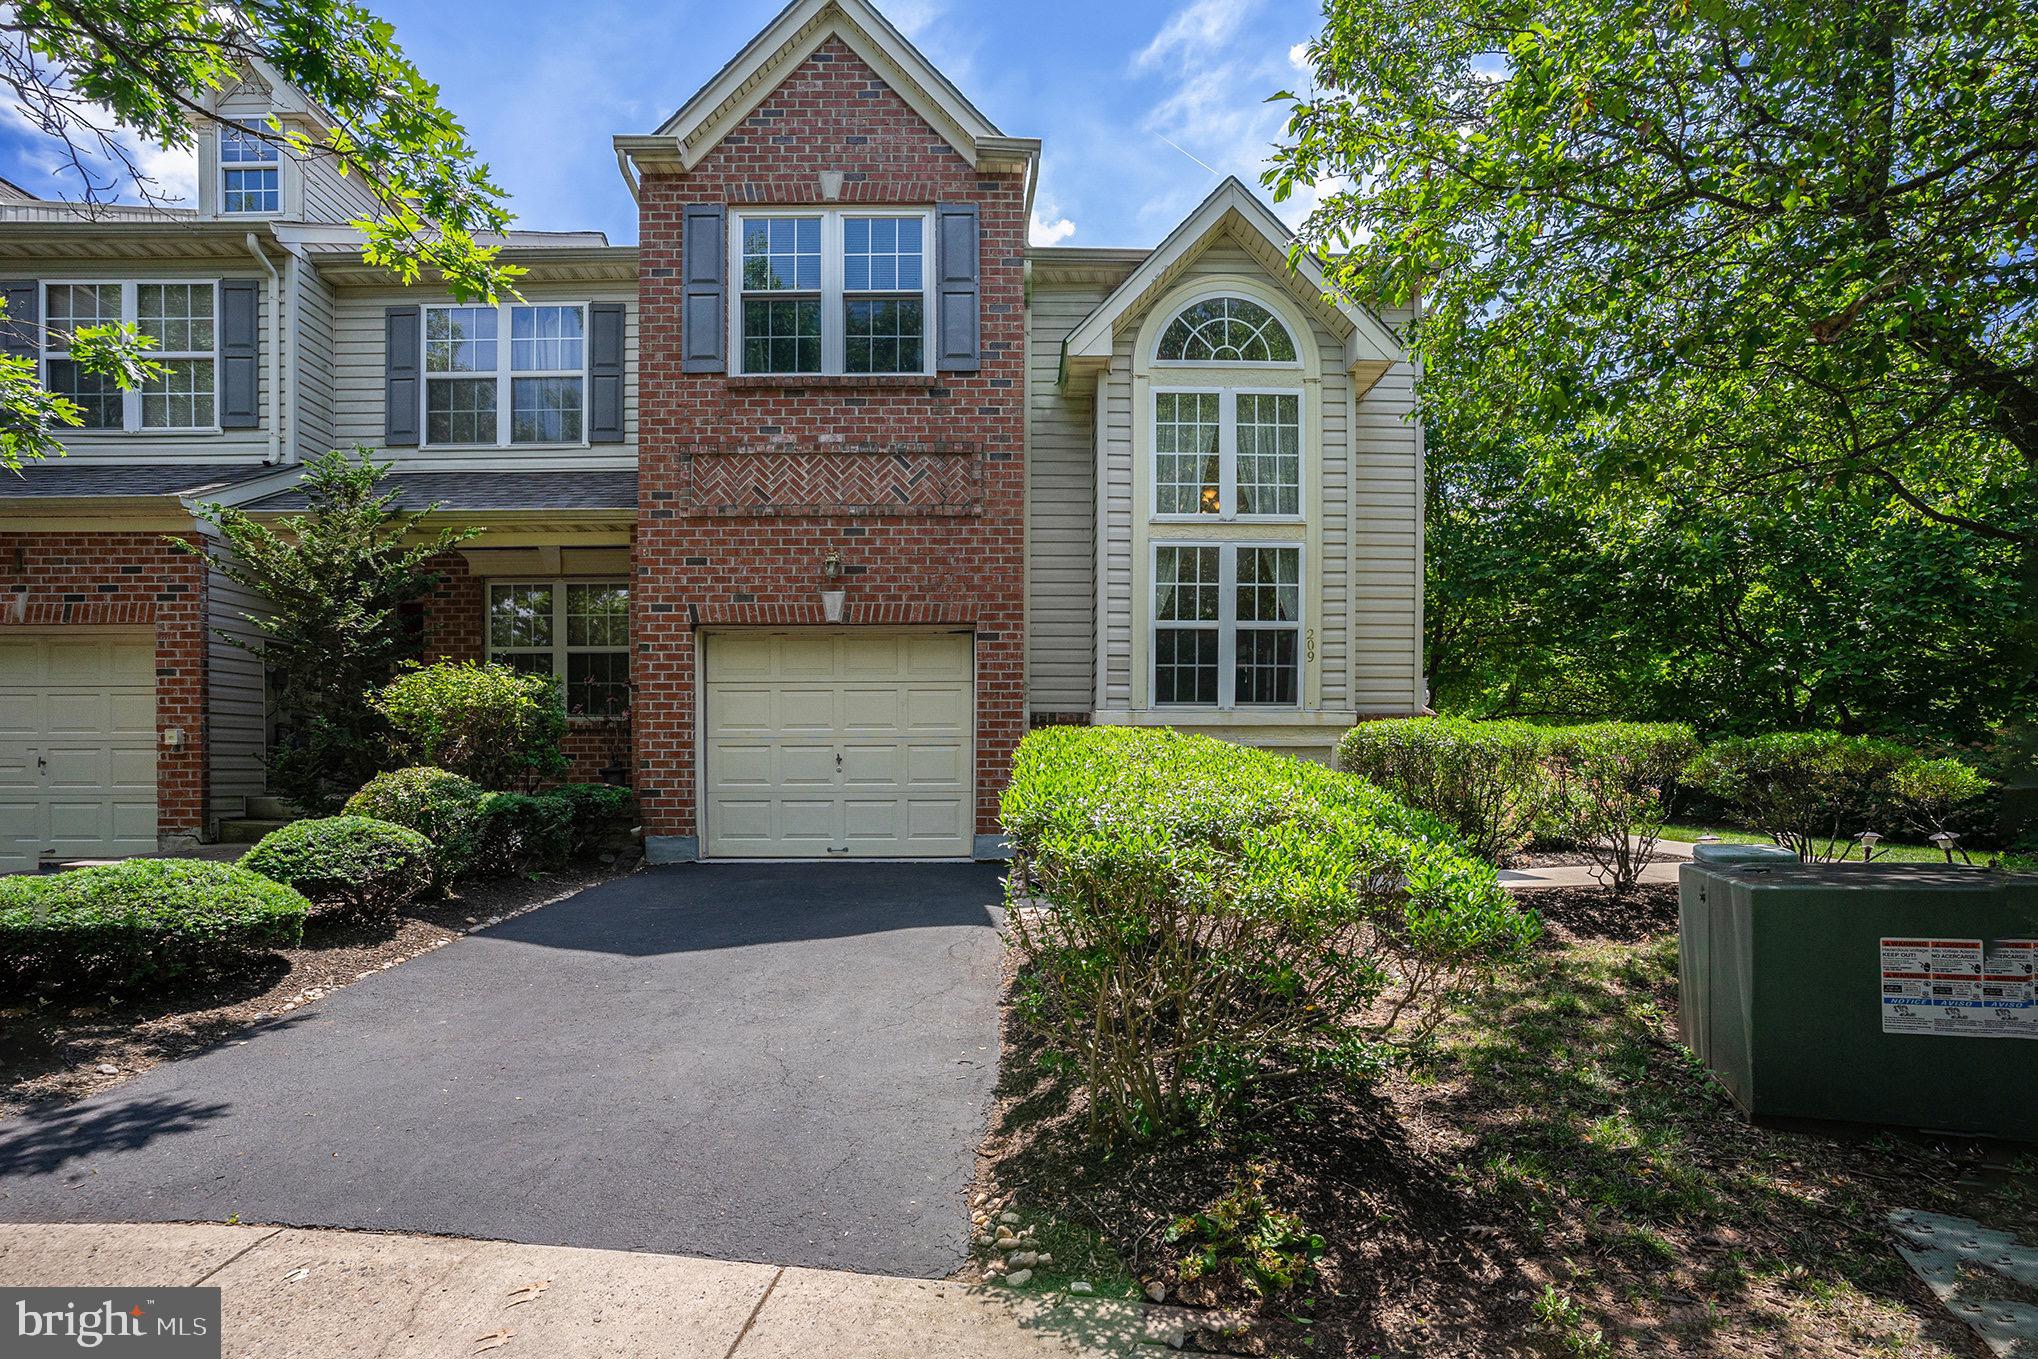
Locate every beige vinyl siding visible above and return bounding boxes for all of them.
[298,155,382,228]
[29,265,273,463]
[1096,233,1421,722]
[290,260,336,458]
[327,282,640,456]
[205,554,269,822]
[1025,277,1108,714]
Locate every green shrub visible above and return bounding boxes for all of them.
[1002,726,1538,1141]
[374,661,567,790]
[1682,732,1987,861]
[1543,723,1699,893]
[477,791,573,873]
[239,816,433,917]
[1335,716,1550,861]
[344,766,494,881]
[1166,1168,1323,1297]
[0,860,307,995]
[544,782,635,857]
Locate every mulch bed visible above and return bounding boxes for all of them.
[974,883,2032,1357]
[0,856,637,1122]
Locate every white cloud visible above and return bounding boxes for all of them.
[1134,0,1264,71]
[881,0,946,39]
[1030,211,1076,246]
[0,95,196,206]
[1287,42,1312,73]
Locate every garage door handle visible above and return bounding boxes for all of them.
[835,752,843,768]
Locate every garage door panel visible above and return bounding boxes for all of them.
[703,630,973,859]
[0,633,157,872]
[712,687,775,731]
[711,742,774,787]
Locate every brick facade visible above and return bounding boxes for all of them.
[0,531,209,841]
[633,37,1029,848]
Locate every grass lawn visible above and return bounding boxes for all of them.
[978,887,2037,1357]
[1656,820,2021,867]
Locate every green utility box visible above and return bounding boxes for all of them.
[1679,845,2038,1141]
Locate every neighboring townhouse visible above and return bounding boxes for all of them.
[0,0,1422,874]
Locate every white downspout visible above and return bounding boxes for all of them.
[245,233,283,464]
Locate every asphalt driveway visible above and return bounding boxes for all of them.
[0,862,1006,1277]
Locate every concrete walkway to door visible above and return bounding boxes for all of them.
[0,863,1007,1278]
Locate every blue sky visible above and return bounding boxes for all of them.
[0,0,1333,250]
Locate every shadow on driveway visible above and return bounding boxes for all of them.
[0,861,1007,1277]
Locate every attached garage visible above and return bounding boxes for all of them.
[701,630,974,859]
[0,631,158,873]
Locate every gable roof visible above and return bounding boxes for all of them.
[618,0,1036,175]
[1061,177,1403,394]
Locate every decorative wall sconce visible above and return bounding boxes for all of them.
[821,549,846,623]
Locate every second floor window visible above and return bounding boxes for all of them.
[220,125,280,214]
[733,210,931,377]
[43,281,217,432]
[1154,389,1302,519]
[425,304,586,446]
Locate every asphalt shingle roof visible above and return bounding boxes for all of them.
[0,461,273,499]
[245,470,638,513]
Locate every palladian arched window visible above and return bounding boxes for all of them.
[1155,296,1298,363]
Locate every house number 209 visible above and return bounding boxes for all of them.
[1306,629,1316,662]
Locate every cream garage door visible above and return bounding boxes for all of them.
[703,631,974,859]
[0,631,158,873]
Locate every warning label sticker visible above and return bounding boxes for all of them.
[1882,938,2036,1038]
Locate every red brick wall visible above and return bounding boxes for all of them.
[0,531,209,840]
[634,37,1028,846]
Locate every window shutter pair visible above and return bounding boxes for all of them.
[383,303,627,446]
[675,201,984,374]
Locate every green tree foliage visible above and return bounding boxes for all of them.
[0,0,521,469]
[1272,0,2038,786]
[373,660,568,791]
[180,449,476,812]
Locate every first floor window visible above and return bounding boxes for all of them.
[425,303,587,445]
[1152,544,1301,708]
[41,280,216,431]
[486,581,630,717]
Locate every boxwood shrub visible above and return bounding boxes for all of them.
[0,860,308,995]
[1335,717,1550,862]
[239,816,434,917]
[1542,722,1699,893]
[543,783,635,858]
[344,767,494,882]
[1002,726,1538,1141]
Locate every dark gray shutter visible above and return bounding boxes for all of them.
[384,305,420,447]
[0,280,38,361]
[681,203,726,373]
[935,203,981,372]
[588,301,626,443]
[219,278,260,428]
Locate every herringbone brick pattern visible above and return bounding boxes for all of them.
[681,447,983,517]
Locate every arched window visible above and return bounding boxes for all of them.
[1155,296,1298,363]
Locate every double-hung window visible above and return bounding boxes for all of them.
[424,303,587,446]
[486,581,630,717]
[42,281,217,431]
[732,210,932,376]
[1153,544,1302,708]
[220,125,280,215]
[1152,389,1301,519]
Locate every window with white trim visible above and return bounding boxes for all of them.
[41,281,217,431]
[732,209,932,376]
[1152,389,1301,519]
[1152,544,1301,708]
[424,303,587,446]
[220,124,280,215]
[486,581,630,717]
[1156,296,1297,363]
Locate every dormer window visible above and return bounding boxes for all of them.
[220,124,280,215]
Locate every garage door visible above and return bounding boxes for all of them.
[702,631,974,859]
[0,632,157,873]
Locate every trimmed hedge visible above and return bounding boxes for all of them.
[344,767,494,882]
[0,860,307,995]
[543,783,635,858]
[1543,722,1699,892]
[1336,717,1550,861]
[374,661,568,789]
[1002,726,1537,1140]
[239,816,434,917]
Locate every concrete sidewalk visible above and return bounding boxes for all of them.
[0,1222,1205,1358]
